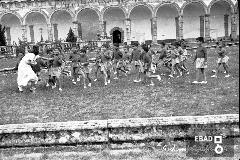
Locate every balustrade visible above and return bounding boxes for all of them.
[0,0,186,8]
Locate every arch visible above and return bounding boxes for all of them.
[76,7,101,21]
[155,3,179,40]
[103,6,126,38]
[234,2,238,12]
[0,11,23,25]
[209,0,234,39]
[182,1,207,39]
[102,6,127,19]
[76,7,101,41]
[50,9,75,23]
[208,0,234,13]
[181,0,207,15]
[23,10,49,25]
[110,27,124,35]
[50,9,75,41]
[128,3,154,18]
[154,3,180,17]
[0,11,23,44]
[128,3,153,42]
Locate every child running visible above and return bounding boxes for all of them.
[211,43,230,78]
[141,44,161,86]
[158,42,171,72]
[175,42,188,76]
[179,45,190,75]
[112,45,127,79]
[69,47,80,84]
[78,49,92,88]
[48,49,64,91]
[169,43,181,78]
[100,45,112,86]
[93,47,102,82]
[130,43,143,83]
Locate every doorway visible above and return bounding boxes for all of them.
[113,30,122,44]
[110,27,124,44]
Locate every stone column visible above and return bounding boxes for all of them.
[72,21,78,37]
[5,27,11,45]
[103,21,106,37]
[21,25,27,42]
[175,16,183,40]
[29,25,34,43]
[99,21,104,38]
[179,15,183,40]
[205,14,210,41]
[175,17,179,40]
[224,14,229,38]
[231,12,237,40]
[47,24,53,42]
[78,22,82,40]
[125,18,131,44]
[99,20,107,38]
[53,23,58,42]
[151,17,157,44]
[200,15,205,37]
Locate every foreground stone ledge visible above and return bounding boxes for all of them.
[0,120,108,134]
[108,123,239,142]
[107,114,239,128]
[0,114,238,148]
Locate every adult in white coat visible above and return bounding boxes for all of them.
[17,45,39,92]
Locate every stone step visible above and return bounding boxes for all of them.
[0,114,238,148]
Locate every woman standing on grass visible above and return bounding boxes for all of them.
[192,37,207,84]
[17,45,39,92]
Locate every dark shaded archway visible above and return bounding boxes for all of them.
[77,8,100,41]
[110,27,124,44]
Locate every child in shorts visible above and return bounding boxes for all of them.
[211,43,230,78]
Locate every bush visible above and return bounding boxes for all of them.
[66,28,77,43]
[0,24,6,46]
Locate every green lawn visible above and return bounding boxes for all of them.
[0,47,239,125]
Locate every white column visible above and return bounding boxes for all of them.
[47,24,53,42]
[125,18,131,44]
[21,25,27,42]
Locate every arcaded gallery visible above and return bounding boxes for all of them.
[0,0,238,44]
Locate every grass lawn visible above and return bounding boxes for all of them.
[0,47,239,125]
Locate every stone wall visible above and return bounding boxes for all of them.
[0,114,238,148]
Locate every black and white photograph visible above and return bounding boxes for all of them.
[0,0,239,159]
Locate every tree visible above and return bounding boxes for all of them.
[0,24,6,46]
[66,28,77,43]
[16,38,27,56]
[40,35,44,42]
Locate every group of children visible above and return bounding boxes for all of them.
[45,40,194,90]
[0,38,232,93]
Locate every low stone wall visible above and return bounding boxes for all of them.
[0,114,239,148]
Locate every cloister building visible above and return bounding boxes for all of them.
[0,0,238,45]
